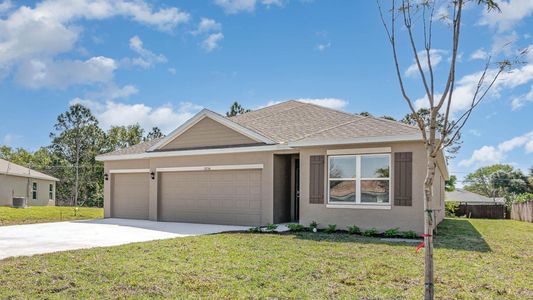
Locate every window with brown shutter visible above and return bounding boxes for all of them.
[394,152,412,206]
[309,155,325,204]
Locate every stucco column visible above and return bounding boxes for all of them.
[148,170,158,221]
[104,172,111,218]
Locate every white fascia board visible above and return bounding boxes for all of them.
[289,134,423,147]
[96,144,292,161]
[0,172,59,182]
[109,169,150,174]
[148,109,275,151]
[156,164,263,173]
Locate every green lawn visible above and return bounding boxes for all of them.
[0,206,103,226]
[0,218,531,299]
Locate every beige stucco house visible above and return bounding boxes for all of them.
[96,100,447,233]
[0,159,59,206]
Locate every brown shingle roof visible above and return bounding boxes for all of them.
[0,159,59,181]
[230,100,419,143]
[98,100,420,157]
[98,138,164,157]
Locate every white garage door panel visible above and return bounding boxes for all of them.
[112,173,149,219]
[159,170,262,225]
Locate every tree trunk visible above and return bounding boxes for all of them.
[424,151,437,300]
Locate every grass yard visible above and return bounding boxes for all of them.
[0,218,531,299]
[0,206,103,226]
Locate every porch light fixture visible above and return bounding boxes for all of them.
[104,173,109,181]
[151,172,155,180]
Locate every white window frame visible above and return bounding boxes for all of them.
[327,155,357,203]
[327,153,391,208]
[49,184,54,200]
[32,182,38,200]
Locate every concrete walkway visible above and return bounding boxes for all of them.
[0,218,248,260]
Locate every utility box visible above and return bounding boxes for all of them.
[12,197,27,208]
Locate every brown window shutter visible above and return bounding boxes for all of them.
[309,155,325,204]
[394,152,413,206]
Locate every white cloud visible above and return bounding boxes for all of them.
[479,0,533,32]
[297,98,348,110]
[15,56,117,89]
[168,67,176,75]
[2,133,21,146]
[405,49,447,77]
[191,17,224,52]
[316,42,331,52]
[491,31,518,56]
[263,98,348,110]
[69,99,202,133]
[202,33,224,52]
[214,0,256,14]
[0,0,188,88]
[0,0,12,14]
[414,59,533,115]
[470,48,488,61]
[192,18,221,35]
[469,129,482,137]
[262,0,283,7]
[125,35,167,69]
[214,0,283,14]
[459,130,533,167]
[511,85,533,110]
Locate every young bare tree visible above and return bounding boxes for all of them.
[376,0,516,298]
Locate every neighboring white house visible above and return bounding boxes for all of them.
[0,158,59,206]
[446,188,504,205]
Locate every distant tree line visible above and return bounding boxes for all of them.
[0,104,163,207]
[462,164,533,205]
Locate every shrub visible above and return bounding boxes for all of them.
[445,201,459,217]
[287,223,305,232]
[347,225,361,235]
[265,223,278,232]
[399,230,418,239]
[383,228,400,237]
[362,228,379,237]
[309,221,319,230]
[514,193,533,204]
[325,224,337,233]
[249,226,261,233]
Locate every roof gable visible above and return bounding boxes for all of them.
[149,109,276,151]
[0,159,59,181]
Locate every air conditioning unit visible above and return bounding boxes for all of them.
[12,197,27,208]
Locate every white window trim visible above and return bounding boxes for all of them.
[32,182,38,200]
[326,147,391,155]
[49,184,54,200]
[327,153,391,208]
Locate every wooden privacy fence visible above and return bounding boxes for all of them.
[455,203,505,219]
[511,201,533,222]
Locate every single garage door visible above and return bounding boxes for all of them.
[112,173,149,219]
[159,170,262,225]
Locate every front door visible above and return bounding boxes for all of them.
[294,158,300,221]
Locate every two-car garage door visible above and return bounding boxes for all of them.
[111,169,262,225]
[158,170,262,226]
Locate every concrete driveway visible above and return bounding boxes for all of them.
[0,218,248,260]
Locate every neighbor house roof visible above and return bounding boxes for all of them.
[98,100,422,158]
[446,189,504,204]
[0,159,59,181]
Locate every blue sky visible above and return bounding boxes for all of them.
[0,0,532,184]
